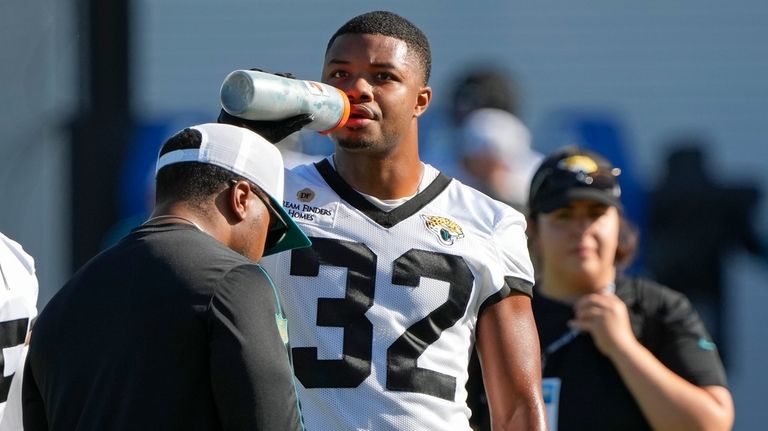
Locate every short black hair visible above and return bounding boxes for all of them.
[326,10,431,85]
[155,128,243,206]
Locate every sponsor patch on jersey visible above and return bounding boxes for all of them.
[282,187,337,227]
[296,188,315,202]
[421,214,465,246]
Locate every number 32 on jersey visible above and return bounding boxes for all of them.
[289,237,473,401]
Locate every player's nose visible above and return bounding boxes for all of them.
[343,77,373,103]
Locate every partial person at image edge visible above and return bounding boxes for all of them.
[0,232,38,431]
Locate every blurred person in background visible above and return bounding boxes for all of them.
[527,146,734,431]
[449,67,521,128]
[0,232,38,431]
[646,141,767,367]
[449,67,543,212]
[458,108,543,212]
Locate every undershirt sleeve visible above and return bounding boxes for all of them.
[497,213,534,287]
[208,264,302,431]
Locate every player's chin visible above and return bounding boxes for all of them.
[335,136,376,151]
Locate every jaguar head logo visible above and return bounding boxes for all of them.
[421,215,465,246]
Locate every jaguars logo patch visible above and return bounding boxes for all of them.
[421,215,465,246]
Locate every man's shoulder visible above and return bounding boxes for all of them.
[444,177,523,216]
[438,178,527,239]
[285,159,322,177]
[145,224,242,257]
[106,226,257,285]
[284,160,329,193]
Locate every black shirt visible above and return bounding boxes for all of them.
[533,275,727,431]
[23,224,303,431]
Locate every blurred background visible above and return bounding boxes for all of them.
[2,0,766,428]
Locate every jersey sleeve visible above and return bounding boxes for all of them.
[649,285,728,388]
[208,264,302,431]
[478,211,535,316]
[492,211,535,296]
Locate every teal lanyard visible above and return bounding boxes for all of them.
[256,265,306,431]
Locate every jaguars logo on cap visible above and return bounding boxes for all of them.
[558,155,599,175]
[422,215,465,246]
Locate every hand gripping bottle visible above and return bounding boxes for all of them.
[220,69,350,133]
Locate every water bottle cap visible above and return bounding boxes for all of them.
[319,87,351,134]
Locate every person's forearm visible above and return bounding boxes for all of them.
[490,398,548,431]
[608,341,734,431]
[478,295,548,431]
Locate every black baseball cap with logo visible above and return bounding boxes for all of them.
[527,146,623,216]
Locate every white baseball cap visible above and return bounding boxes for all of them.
[156,123,311,256]
[460,108,532,161]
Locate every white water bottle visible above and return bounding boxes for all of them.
[220,69,350,133]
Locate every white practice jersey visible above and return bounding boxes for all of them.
[262,159,534,431]
[0,233,38,430]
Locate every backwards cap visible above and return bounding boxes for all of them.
[156,123,310,256]
[528,146,622,216]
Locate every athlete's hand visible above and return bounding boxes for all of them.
[217,67,314,144]
[248,67,296,79]
[217,110,314,144]
[569,293,637,358]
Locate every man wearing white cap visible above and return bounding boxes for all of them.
[458,108,544,212]
[22,123,310,431]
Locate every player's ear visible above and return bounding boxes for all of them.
[413,86,432,118]
[228,180,251,222]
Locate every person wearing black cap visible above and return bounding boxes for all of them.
[527,146,734,431]
[22,123,311,431]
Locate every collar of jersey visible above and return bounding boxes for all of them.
[314,158,452,228]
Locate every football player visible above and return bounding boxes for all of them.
[225,10,547,431]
